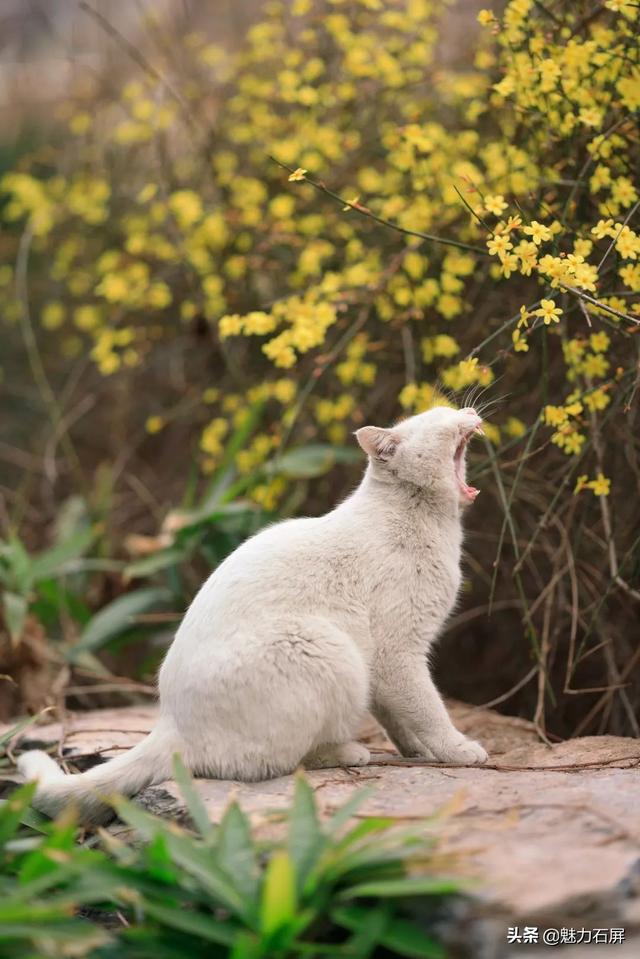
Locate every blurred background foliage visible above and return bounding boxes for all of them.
[0,0,639,739]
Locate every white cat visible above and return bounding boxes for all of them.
[19,404,488,822]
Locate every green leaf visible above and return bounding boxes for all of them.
[340,876,461,900]
[18,806,50,834]
[230,930,263,959]
[18,819,77,883]
[2,536,32,593]
[202,401,265,506]
[141,902,237,946]
[217,801,259,905]
[0,713,44,756]
[172,754,215,841]
[29,527,95,582]
[69,586,173,658]
[109,796,170,842]
[172,502,261,540]
[287,775,325,893]
[326,786,375,835]
[142,832,179,884]
[333,816,397,852]
[333,906,444,959]
[260,850,297,938]
[113,798,251,920]
[0,920,111,950]
[2,591,28,645]
[267,444,360,480]
[33,578,92,629]
[335,902,389,958]
[0,783,37,845]
[382,919,445,959]
[123,547,187,581]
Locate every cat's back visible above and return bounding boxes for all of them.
[175,511,339,635]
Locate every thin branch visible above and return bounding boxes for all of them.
[596,198,640,272]
[78,1,197,131]
[474,666,538,710]
[556,282,639,325]
[270,156,489,256]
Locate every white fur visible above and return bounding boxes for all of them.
[19,405,487,823]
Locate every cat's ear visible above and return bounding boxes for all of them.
[355,426,400,462]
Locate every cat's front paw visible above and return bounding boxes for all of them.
[430,734,488,765]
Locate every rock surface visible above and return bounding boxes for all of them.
[6,703,640,958]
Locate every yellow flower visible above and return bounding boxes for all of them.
[552,427,585,455]
[499,253,519,278]
[145,415,165,434]
[573,239,593,258]
[200,417,228,455]
[574,475,589,494]
[168,190,203,229]
[73,305,101,331]
[477,9,495,24]
[503,215,522,233]
[523,221,552,246]
[505,417,526,438]
[484,194,507,216]
[571,262,598,292]
[588,473,610,496]
[487,234,513,257]
[288,167,307,182]
[96,273,129,303]
[137,183,158,204]
[563,432,585,455]
[544,405,568,427]
[483,422,501,445]
[584,388,610,412]
[243,311,277,335]
[42,301,65,331]
[591,218,615,240]
[615,227,640,260]
[581,353,609,378]
[619,263,640,290]
[578,107,603,128]
[517,305,530,328]
[399,383,419,408]
[512,328,529,352]
[273,378,296,404]
[589,331,610,353]
[432,334,460,358]
[539,59,560,90]
[219,314,243,338]
[269,194,295,218]
[534,299,562,324]
[611,177,638,208]
[69,112,91,135]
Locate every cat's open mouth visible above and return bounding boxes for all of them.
[454,426,483,502]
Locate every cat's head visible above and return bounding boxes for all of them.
[355,406,484,508]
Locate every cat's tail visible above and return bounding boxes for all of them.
[17,717,182,825]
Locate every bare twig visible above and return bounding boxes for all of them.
[474,667,538,710]
[78,2,196,130]
[270,156,489,255]
[556,282,639,325]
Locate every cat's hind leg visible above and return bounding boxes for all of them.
[168,615,370,782]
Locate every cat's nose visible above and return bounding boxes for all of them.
[461,408,484,433]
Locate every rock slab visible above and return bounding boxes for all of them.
[5,702,640,958]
